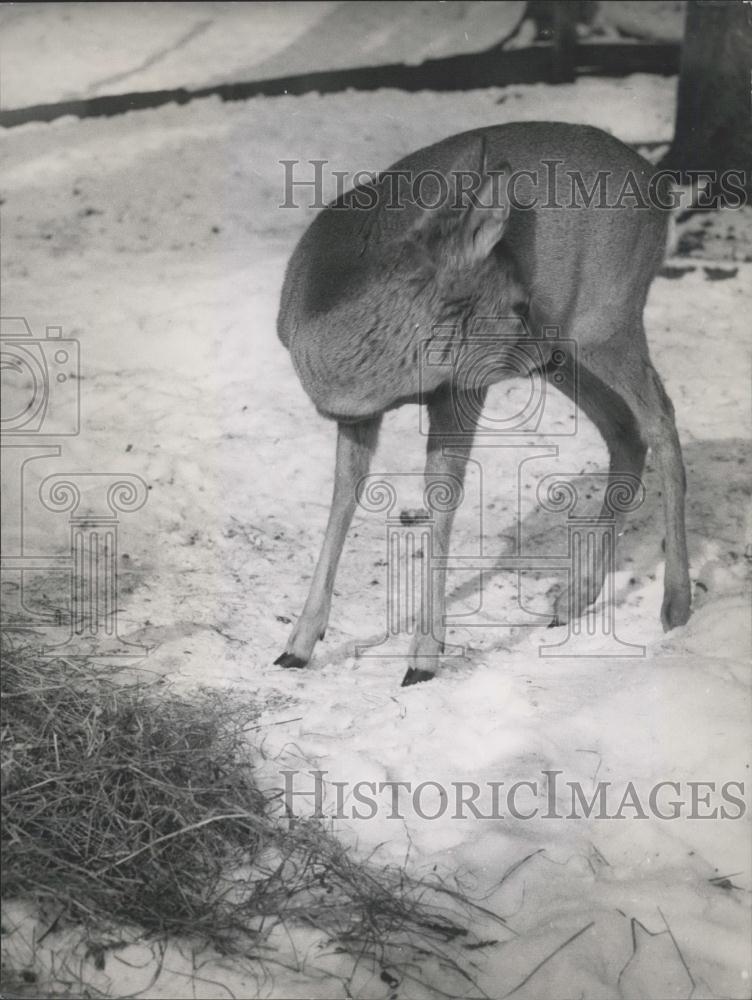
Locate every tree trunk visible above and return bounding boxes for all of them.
[662,0,752,201]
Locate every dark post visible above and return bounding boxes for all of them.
[662,0,752,202]
[550,2,578,83]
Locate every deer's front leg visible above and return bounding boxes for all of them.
[402,386,485,687]
[275,416,381,669]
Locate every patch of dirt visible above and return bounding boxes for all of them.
[675,205,752,262]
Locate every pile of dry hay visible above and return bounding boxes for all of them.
[1,637,504,994]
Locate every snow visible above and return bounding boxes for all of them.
[1,70,750,999]
[0,2,335,108]
[0,2,524,108]
[0,1,686,111]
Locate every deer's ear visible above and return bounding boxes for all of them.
[458,168,510,265]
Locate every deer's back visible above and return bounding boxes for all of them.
[278,122,669,415]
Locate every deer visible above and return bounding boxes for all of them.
[274,122,691,686]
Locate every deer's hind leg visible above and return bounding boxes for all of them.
[546,354,648,623]
[569,325,691,630]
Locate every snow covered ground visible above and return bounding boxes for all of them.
[1,64,750,1000]
[0,1,686,110]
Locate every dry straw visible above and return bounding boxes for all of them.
[1,635,505,996]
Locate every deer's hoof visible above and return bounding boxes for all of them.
[401,667,435,687]
[274,652,308,670]
[660,591,691,632]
